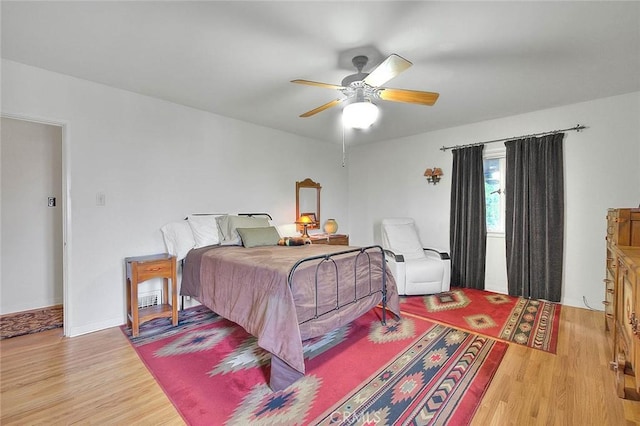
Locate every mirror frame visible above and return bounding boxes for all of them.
[296,178,321,230]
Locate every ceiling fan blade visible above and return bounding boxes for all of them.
[299,98,344,117]
[378,88,440,106]
[291,79,344,90]
[363,54,412,87]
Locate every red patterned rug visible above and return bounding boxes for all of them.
[399,288,561,353]
[123,305,507,425]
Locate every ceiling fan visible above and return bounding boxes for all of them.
[291,54,439,128]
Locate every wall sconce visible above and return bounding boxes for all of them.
[296,215,314,238]
[424,167,443,184]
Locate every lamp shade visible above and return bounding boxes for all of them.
[424,167,443,177]
[298,215,313,224]
[342,101,379,129]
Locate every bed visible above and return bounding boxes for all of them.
[173,215,400,391]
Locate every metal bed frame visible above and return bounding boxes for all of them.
[287,245,388,327]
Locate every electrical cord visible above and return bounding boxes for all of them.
[583,296,596,311]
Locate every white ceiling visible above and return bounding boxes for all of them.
[2,1,639,145]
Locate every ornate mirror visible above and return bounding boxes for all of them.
[296,178,321,230]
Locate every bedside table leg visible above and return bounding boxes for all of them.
[162,277,168,306]
[171,270,178,326]
[125,277,132,328]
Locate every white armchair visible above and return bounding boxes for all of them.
[381,218,451,295]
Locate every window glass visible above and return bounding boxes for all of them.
[484,157,505,233]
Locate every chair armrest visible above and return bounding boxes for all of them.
[383,249,405,262]
[423,248,450,260]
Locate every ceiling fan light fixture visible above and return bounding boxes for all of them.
[342,101,379,129]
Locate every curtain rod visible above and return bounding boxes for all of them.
[439,124,587,152]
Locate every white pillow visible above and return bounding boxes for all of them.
[160,221,195,260]
[188,214,226,248]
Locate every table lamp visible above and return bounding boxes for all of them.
[296,215,313,238]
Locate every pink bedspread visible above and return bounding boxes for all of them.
[181,244,399,388]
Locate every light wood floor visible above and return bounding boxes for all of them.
[1,306,639,425]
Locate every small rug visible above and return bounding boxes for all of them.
[400,287,561,353]
[123,305,507,425]
[0,305,63,339]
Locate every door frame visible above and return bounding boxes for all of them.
[1,113,71,336]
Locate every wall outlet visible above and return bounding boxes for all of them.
[96,192,106,206]
[47,197,56,207]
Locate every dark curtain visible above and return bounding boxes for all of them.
[450,145,486,289]
[505,133,564,302]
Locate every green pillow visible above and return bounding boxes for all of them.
[236,226,281,248]
[216,215,270,245]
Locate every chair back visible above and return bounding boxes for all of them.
[381,218,425,260]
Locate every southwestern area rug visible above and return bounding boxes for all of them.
[399,288,561,354]
[123,305,507,425]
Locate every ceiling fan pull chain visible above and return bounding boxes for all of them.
[342,122,346,167]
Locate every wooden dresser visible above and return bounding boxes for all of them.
[605,208,640,398]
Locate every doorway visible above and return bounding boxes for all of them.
[1,117,66,336]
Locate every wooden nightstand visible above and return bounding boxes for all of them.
[309,234,349,246]
[125,253,178,337]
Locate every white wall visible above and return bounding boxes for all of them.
[3,58,637,334]
[1,59,348,335]
[1,118,63,313]
[348,91,640,309]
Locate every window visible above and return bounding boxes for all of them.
[484,156,505,233]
